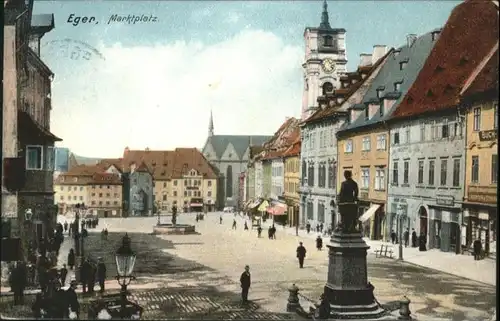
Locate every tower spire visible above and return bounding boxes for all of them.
[208,109,214,137]
[319,0,331,29]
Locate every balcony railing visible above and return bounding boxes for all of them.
[468,185,497,204]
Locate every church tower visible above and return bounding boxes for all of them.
[208,110,214,137]
[301,0,348,120]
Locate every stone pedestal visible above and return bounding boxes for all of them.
[322,204,386,319]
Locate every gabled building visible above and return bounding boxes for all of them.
[300,46,391,231]
[387,0,498,253]
[461,42,498,255]
[202,111,271,209]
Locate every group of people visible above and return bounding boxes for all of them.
[31,279,80,319]
[391,228,428,252]
[66,251,107,295]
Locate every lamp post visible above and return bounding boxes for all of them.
[115,233,136,320]
[397,206,406,261]
[156,201,161,226]
[330,199,336,232]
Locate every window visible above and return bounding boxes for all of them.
[208,180,212,187]
[79,196,83,201]
[163,182,167,188]
[428,160,435,185]
[405,126,410,143]
[114,201,118,205]
[91,193,96,197]
[376,89,383,98]
[328,162,336,189]
[440,159,448,186]
[323,35,333,47]
[471,156,479,183]
[173,180,178,186]
[46,146,55,171]
[79,187,83,191]
[362,136,371,151]
[376,134,386,150]
[375,167,385,190]
[207,191,212,197]
[226,165,233,197]
[344,139,353,153]
[399,62,407,70]
[188,191,192,197]
[60,196,64,200]
[91,201,96,205]
[106,193,110,197]
[492,155,497,183]
[308,164,315,186]
[173,191,177,197]
[26,145,43,170]
[393,132,400,145]
[364,108,369,121]
[403,161,409,184]
[184,191,187,197]
[361,167,370,189]
[494,103,498,129]
[420,122,426,141]
[302,161,307,184]
[392,161,399,185]
[319,164,326,188]
[379,104,385,117]
[473,107,481,131]
[442,120,449,138]
[453,159,460,187]
[73,196,77,200]
[418,160,424,184]
[99,193,103,197]
[394,82,401,91]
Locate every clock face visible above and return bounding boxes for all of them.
[322,58,336,73]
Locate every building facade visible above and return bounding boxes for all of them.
[283,141,301,228]
[238,172,246,211]
[254,160,264,199]
[202,111,271,209]
[301,0,347,120]
[123,162,153,216]
[262,160,272,199]
[87,173,122,217]
[388,0,498,252]
[271,158,284,199]
[461,43,498,255]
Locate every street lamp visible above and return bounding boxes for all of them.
[397,206,406,261]
[115,233,136,320]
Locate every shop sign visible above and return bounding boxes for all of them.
[479,129,497,141]
[468,185,497,204]
[436,195,454,207]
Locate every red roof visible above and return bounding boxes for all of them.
[461,43,499,98]
[283,141,301,157]
[392,0,499,119]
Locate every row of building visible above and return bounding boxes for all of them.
[2,0,61,258]
[240,0,498,255]
[54,148,219,217]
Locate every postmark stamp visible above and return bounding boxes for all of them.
[42,38,105,61]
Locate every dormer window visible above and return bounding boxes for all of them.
[444,84,453,94]
[459,57,468,66]
[379,104,385,117]
[435,65,444,73]
[323,35,333,47]
[394,50,401,57]
[426,89,434,97]
[364,107,369,121]
[394,82,402,91]
[376,89,384,98]
[399,61,408,70]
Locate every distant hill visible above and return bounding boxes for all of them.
[71,153,102,166]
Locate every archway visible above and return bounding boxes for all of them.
[419,206,428,236]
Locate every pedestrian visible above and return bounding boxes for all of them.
[196,214,199,222]
[232,219,237,230]
[52,281,66,318]
[97,257,107,293]
[473,239,482,260]
[257,226,262,238]
[60,264,68,287]
[220,216,223,224]
[306,223,311,234]
[244,221,249,230]
[411,229,417,247]
[419,232,427,251]
[268,226,272,239]
[240,265,251,304]
[390,230,396,244]
[10,261,27,305]
[316,235,323,251]
[81,258,91,294]
[104,228,108,240]
[403,229,409,248]
[88,261,97,294]
[67,249,75,270]
[271,225,277,239]
[296,242,307,268]
[67,280,80,319]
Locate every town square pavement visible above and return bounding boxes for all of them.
[80,212,497,321]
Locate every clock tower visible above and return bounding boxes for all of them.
[301,0,347,120]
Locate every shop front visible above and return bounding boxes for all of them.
[358,203,385,240]
[267,200,288,225]
[462,206,496,255]
[204,199,215,213]
[189,198,204,213]
[428,205,461,254]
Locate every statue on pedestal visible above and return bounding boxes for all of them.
[171,206,177,226]
[337,170,359,233]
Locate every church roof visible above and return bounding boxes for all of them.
[206,135,272,159]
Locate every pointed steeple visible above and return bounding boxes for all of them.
[319,0,331,29]
[208,109,214,137]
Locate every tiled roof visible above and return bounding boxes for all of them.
[205,135,272,159]
[304,50,392,126]
[338,30,436,133]
[89,173,121,185]
[118,148,218,180]
[461,43,499,98]
[392,0,499,119]
[283,141,301,157]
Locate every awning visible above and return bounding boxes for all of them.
[267,204,287,215]
[190,203,203,207]
[248,199,262,209]
[358,204,381,223]
[257,200,269,212]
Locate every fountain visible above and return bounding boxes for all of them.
[152,205,196,235]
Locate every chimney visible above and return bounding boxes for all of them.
[406,34,417,48]
[372,45,388,65]
[359,53,373,67]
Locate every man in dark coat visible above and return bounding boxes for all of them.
[390,230,396,244]
[88,261,97,294]
[419,232,427,251]
[60,264,68,286]
[232,219,237,230]
[306,223,311,234]
[257,226,262,238]
[403,229,410,247]
[97,257,107,293]
[67,249,76,270]
[316,235,323,251]
[473,239,482,260]
[411,229,417,247]
[240,265,251,304]
[271,225,276,239]
[80,258,91,294]
[10,261,27,305]
[67,280,80,319]
[296,242,307,268]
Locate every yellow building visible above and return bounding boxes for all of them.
[461,44,498,254]
[54,165,95,213]
[337,126,389,240]
[116,147,218,213]
[87,173,123,217]
[283,140,301,228]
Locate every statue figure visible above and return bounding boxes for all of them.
[171,206,177,226]
[337,170,359,233]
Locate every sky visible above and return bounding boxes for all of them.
[33,0,460,158]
